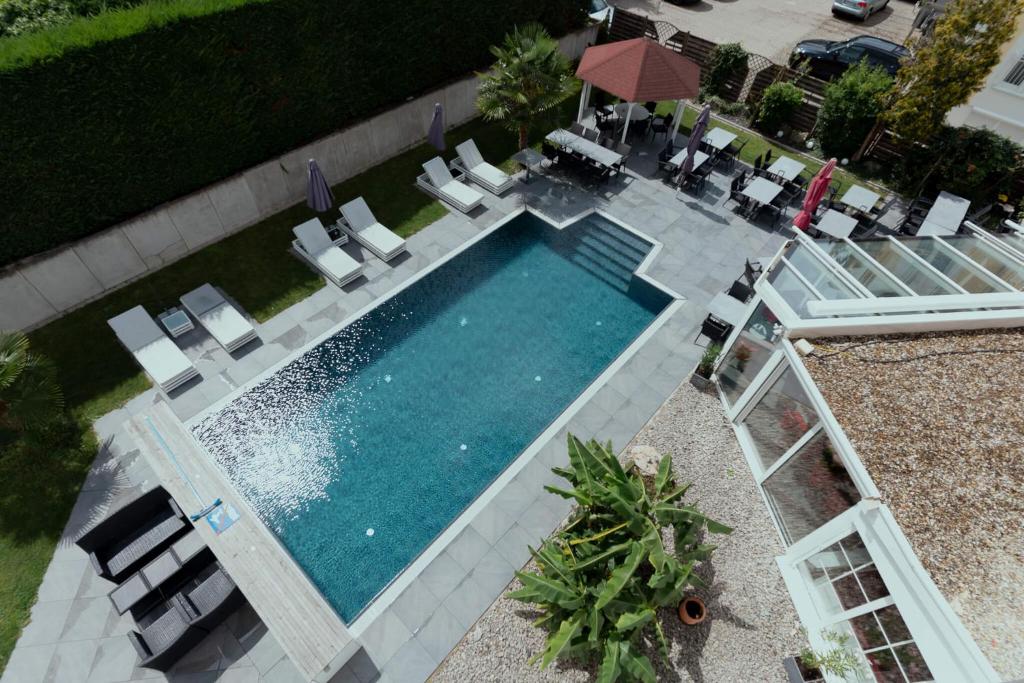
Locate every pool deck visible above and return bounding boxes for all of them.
[3,140,792,683]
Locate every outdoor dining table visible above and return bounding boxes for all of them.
[546,129,623,168]
[916,191,971,237]
[766,156,806,182]
[613,103,651,121]
[840,184,881,214]
[667,149,710,172]
[702,127,737,151]
[707,292,748,327]
[813,209,859,240]
[741,177,785,213]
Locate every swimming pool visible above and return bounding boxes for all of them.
[192,211,671,622]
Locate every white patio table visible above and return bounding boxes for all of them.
[766,156,806,182]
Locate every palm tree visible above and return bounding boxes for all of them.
[477,23,579,150]
[0,331,63,432]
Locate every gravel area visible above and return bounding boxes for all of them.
[432,382,804,682]
[803,328,1024,680]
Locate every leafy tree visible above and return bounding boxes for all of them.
[756,82,803,132]
[510,435,731,683]
[817,62,893,158]
[700,42,747,101]
[477,23,579,150]
[883,0,1023,144]
[0,331,63,434]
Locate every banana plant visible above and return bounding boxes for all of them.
[509,435,732,683]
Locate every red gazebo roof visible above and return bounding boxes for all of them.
[576,38,701,102]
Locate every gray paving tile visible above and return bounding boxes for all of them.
[359,609,411,667]
[86,636,138,683]
[440,574,493,631]
[443,526,491,575]
[263,656,307,683]
[60,596,119,642]
[36,557,89,603]
[1,644,55,683]
[491,478,534,521]
[414,604,464,663]
[390,580,441,636]
[416,551,467,603]
[493,522,536,571]
[44,639,98,683]
[467,548,516,598]
[468,502,515,546]
[379,638,435,683]
[17,600,73,647]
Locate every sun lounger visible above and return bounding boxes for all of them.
[452,139,515,195]
[180,284,258,353]
[108,306,199,392]
[292,217,363,287]
[416,157,483,213]
[339,197,408,262]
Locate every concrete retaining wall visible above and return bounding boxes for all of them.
[0,27,597,332]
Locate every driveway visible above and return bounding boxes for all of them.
[614,0,917,62]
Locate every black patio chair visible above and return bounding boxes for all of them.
[897,211,924,236]
[643,101,658,116]
[657,141,676,175]
[752,155,764,174]
[763,149,773,165]
[744,258,762,287]
[722,138,747,171]
[583,127,600,142]
[650,112,674,141]
[569,121,586,136]
[698,315,732,344]
[596,115,617,135]
[541,142,560,166]
[76,487,190,583]
[727,279,754,303]
[757,201,784,229]
[128,599,207,672]
[726,173,749,209]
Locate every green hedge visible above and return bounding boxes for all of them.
[0,0,585,266]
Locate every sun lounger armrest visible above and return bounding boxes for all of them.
[89,551,106,578]
[128,630,152,659]
[168,498,184,520]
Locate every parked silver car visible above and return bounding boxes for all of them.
[832,0,889,21]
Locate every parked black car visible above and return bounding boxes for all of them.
[789,35,909,79]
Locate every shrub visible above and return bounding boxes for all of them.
[696,344,721,378]
[756,81,803,132]
[511,435,731,682]
[700,42,747,101]
[0,0,586,266]
[892,125,1024,202]
[816,62,892,158]
[0,0,143,38]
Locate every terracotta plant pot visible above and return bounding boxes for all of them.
[678,596,706,625]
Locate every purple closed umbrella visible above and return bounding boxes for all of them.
[679,104,711,178]
[427,103,445,151]
[306,159,334,213]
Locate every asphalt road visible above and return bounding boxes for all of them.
[613,0,917,62]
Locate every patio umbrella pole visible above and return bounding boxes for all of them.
[621,102,635,143]
[577,82,591,123]
[671,100,685,145]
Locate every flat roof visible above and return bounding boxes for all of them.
[801,327,1024,680]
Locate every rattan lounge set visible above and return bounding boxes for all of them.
[75,487,244,672]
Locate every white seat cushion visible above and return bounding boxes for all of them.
[440,180,483,208]
[470,162,510,190]
[356,222,406,256]
[135,339,196,388]
[315,247,361,282]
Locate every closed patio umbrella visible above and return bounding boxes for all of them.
[679,104,711,179]
[427,103,445,151]
[306,159,334,213]
[793,158,837,231]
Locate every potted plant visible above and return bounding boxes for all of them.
[690,344,722,391]
[784,630,863,682]
[510,435,732,682]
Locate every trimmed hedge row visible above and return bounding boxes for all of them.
[0,0,586,266]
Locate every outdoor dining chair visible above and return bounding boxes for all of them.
[723,139,747,171]
[569,122,586,136]
[698,315,732,344]
[728,279,754,303]
[650,112,674,141]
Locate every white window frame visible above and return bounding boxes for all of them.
[995,51,1024,95]
[778,502,1000,682]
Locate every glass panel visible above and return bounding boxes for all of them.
[856,239,958,295]
[901,238,1000,293]
[851,612,887,650]
[895,643,933,682]
[741,366,817,469]
[943,236,1024,288]
[996,233,1024,256]
[768,262,820,317]
[833,572,868,611]
[822,241,907,297]
[876,605,912,644]
[866,648,905,682]
[762,432,861,543]
[787,245,861,300]
[857,567,890,602]
[718,302,782,407]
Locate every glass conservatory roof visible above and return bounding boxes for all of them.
[764,226,1024,321]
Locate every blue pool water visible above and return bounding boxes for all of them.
[193,211,670,622]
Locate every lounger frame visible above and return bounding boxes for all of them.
[450,140,516,195]
[180,284,258,354]
[338,198,408,262]
[415,158,482,214]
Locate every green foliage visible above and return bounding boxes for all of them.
[817,62,892,158]
[883,0,1023,144]
[0,0,146,38]
[511,435,732,682]
[892,125,1024,202]
[0,331,63,435]
[756,82,803,132]
[800,630,864,680]
[696,344,721,379]
[0,0,586,266]
[699,42,747,101]
[476,23,579,149]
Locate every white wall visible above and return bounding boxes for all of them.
[0,27,598,332]
[946,17,1024,144]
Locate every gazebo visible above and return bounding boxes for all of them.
[576,37,701,143]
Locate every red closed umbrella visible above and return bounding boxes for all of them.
[793,158,837,231]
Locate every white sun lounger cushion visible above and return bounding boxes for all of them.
[180,284,257,353]
[108,306,198,391]
[339,198,407,260]
[293,218,362,285]
[455,140,512,192]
